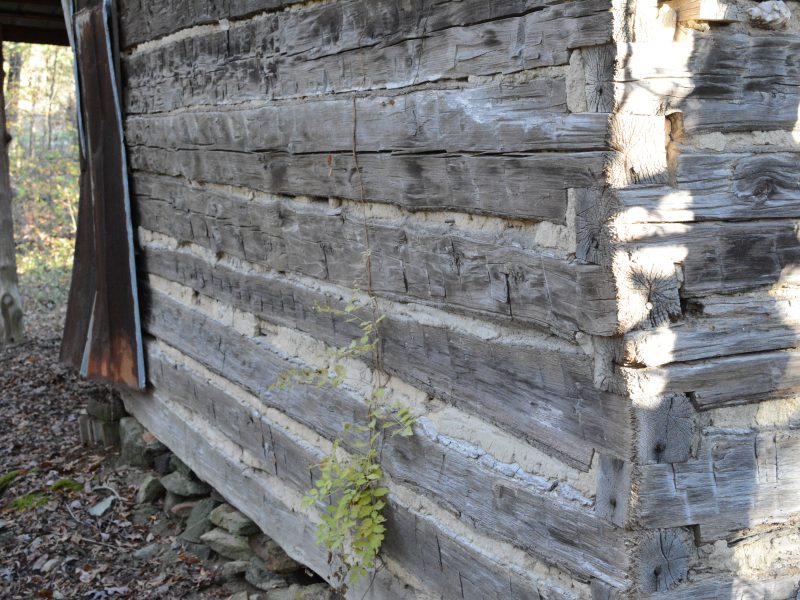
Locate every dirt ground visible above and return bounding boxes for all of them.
[0,304,261,599]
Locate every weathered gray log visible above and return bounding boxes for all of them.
[121,387,443,600]
[615,185,800,224]
[595,456,632,527]
[0,37,23,345]
[634,428,800,541]
[607,115,669,187]
[617,32,800,133]
[634,394,694,466]
[141,280,629,467]
[121,0,612,111]
[133,174,619,334]
[118,0,565,51]
[117,0,294,49]
[575,187,617,267]
[641,572,800,600]
[622,220,800,297]
[124,81,612,154]
[145,342,629,587]
[623,292,800,367]
[128,144,607,223]
[635,529,691,595]
[624,349,800,410]
[680,94,800,135]
[582,44,615,113]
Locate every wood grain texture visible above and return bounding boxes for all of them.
[640,573,800,600]
[624,348,800,410]
[615,184,800,224]
[623,292,800,367]
[121,0,612,110]
[124,82,611,154]
[133,174,619,335]
[622,220,800,297]
[128,144,608,223]
[674,152,800,203]
[617,32,800,133]
[117,0,296,49]
[634,428,800,539]
[143,329,630,586]
[636,529,691,594]
[140,273,629,467]
[117,0,569,51]
[595,456,632,527]
[635,393,694,466]
[123,385,502,600]
[582,44,615,113]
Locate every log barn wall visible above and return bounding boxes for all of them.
[113,0,800,597]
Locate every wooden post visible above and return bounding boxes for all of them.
[0,29,24,345]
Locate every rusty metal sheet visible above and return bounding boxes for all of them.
[60,0,145,389]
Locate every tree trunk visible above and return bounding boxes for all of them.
[46,47,60,151]
[5,43,22,128]
[0,36,24,345]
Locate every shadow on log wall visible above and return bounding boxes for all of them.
[599,4,800,596]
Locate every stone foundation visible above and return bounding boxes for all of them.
[80,397,337,600]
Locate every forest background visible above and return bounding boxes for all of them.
[5,42,78,317]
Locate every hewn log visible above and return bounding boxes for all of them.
[607,115,668,187]
[624,349,800,410]
[0,36,23,346]
[582,44,615,113]
[621,220,800,297]
[634,428,800,540]
[635,529,691,594]
[133,175,619,335]
[144,335,630,586]
[615,186,800,224]
[616,33,800,132]
[623,291,800,367]
[140,277,630,467]
[595,455,632,526]
[117,0,563,50]
[641,573,800,600]
[121,0,612,111]
[635,393,694,465]
[575,187,617,266]
[121,387,430,600]
[124,81,612,154]
[128,144,607,223]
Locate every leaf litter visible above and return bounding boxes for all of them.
[0,305,255,599]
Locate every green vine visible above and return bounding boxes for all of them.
[273,96,415,588]
[272,301,415,586]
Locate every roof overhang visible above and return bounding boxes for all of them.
[0,0,68,45]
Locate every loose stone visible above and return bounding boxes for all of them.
[135,474,165,504]
[160,471,212,497]
[133,543,161,561]
[210,503,259,536]
[249,534,303,575]
[119,417,166,468]
[200,528,255,562]
[245,557,288,591]
[181,497,219,543]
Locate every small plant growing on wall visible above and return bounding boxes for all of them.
[272,301,416,588]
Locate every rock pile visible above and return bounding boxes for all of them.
[82,399,337,600]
